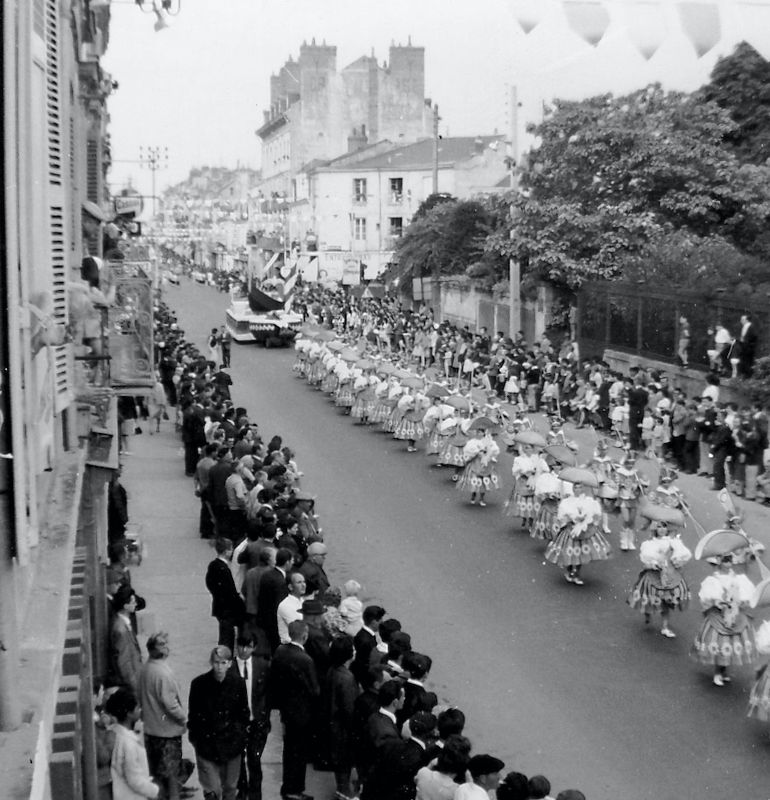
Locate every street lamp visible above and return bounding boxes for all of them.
[138,146,168,218]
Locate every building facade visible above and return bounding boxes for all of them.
[256,38,432,199]
[287,135,509,282]
[1,2,126,798]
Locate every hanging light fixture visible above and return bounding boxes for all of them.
[678,1,721,58]
[562,1,611,47]
[622,0,667,61]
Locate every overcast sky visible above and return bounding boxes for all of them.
[102,0,770,200]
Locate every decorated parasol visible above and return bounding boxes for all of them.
[340,349,360,363]
[751,577,770,609]
[468,416,497,433]
[426,383,451,399]
[355,359,375,370]
[376,363,396,376]
[637,499,685,527]
[694,529,752,561]
[513,430,547,448]
[402,376,424,390]
[558,467,600,488]
[327,341,344,352]
[444,394,471,412]
[544,444,578,467]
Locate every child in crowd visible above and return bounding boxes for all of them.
[610,399,629,447]
[641,407,655,458]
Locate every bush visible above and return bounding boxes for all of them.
[732,355,770,408]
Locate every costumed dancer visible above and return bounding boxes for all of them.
[434,411,459,467]
[404,389,428,452]
[545,472,611,585]
[422,396,444,456]
[628,517,691,638]
[293,337,309,376]
[440,410,471,481]
[506,440,547,530]
[748,620,770,721]
[350,368,374,424]
[306,340,323,386]
[692,552,756,686]
[457,421,500,506]
[334,362,355,413]
[369,374,392,426]
[382,379,404,433]
[531,470,572,542]
[614,450,648,551]
[393,389,418,451]
[320,351,339,394]
[587,438,619,534]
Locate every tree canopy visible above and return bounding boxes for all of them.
[507,83,770,290]
[700,41,770,166]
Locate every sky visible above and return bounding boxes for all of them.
[102,0,770,202]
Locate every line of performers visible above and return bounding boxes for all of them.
[292,334,770,714]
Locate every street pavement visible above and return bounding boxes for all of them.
[125,278,770,800]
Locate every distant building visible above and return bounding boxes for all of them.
[256,38,432,198]
[288,135,509,282]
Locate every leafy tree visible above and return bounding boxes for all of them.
[506,84,770,290]
[412,192,454,221]
[395,198,496,281]
[701,42,770,166]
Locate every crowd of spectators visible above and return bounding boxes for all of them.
[99,295,587,800]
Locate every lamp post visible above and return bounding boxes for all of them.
[139,146,168,218]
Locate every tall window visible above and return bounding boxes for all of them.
[389,177,403,204]
[353,217,367,240]
[389,217,403,238]
[353,178,367,204]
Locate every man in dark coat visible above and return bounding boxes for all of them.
[396,652,437,728]
[362,711,437,800]
[351,605,386,685]
[208,449,234,537]
[298,541,330,597]
[255,548,293,653]
[188,645,249,800]
[268,620,320,800]
[627,377,649,452]
[181,399,206,476]
[205,537,245,653]
[360,679,404,783]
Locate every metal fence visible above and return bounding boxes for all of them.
[577,282,770,367]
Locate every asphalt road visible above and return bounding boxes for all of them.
[167,278,770,800]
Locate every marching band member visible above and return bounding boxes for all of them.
[457,421,500,506]
[587,439,618,533]
[628,519,691,638]
[692,553,756,686]
[614,450,648,551]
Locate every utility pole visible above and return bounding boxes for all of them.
[508,85,521,338]
[431,103,440,195]
[139,145,168,218]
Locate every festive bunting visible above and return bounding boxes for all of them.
[678,2,721,58]
[563,1,611,48]
[623,1,667,61]
[508,0,543,35]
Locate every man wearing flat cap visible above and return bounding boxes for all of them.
[298,541,330,597]
[455,754,505,799]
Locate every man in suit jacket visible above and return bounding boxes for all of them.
[352,605,386,685]
[360,679,404,783]
[739,313,759,377]
[396,652,436,728]
[255,548,293,653]
[228,634,271,800]
[268,621,319,800]
[205,537,245,653]
[362,711,437,800]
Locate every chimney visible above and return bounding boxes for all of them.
[347,125,368,153]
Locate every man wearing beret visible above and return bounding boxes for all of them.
[455,754,505,799]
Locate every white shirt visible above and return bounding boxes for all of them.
[277,594,303,644]
[454,783,492,800]
[378,707,397,725]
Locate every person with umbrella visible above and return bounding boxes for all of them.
[748,618,770,722]
[505,432,548,532]
[457,419,501,507]
[627,509,692,639]
[692,530,757,686]
[587,438,619,535]
[544,469,611,585]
